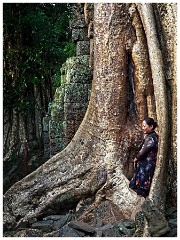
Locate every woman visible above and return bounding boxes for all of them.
[129,117,158,198]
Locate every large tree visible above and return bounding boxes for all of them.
[3,3,176,236]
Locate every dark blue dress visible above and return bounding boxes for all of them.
[129,131,159,197]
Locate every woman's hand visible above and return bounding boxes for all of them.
[133,158,138,168]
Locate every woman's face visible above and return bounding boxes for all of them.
[142,120,153,134]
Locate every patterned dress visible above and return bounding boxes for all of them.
[129,131,159,197]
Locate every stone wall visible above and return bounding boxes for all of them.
[43,3,93,159]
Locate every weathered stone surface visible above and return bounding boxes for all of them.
[166,206,177,218]
[141,199,170,236]
[59,225,86,237]
[31,220,53,231]
[72,28,89,42]
[97,223,113,231]
[102,227,120,237]
[43,214,69,221]
[51,214,72,230]
[14,229,43,237]
[44,55,92,158]
[115,220,135,236]
[3,199,176,237]
[165,228,177,237]
[95,229,103,237]
[68,220,95,233]
[76,41,90,56]
[92,200,125,225]
[43,230,60,237]
[70,19,86,29]
[168,218,177,229]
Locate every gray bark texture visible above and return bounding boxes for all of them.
[3,3,176,237]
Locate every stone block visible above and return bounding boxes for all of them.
[72,28,88,42]
[70,18,87,29]
[68,220,95,233]
[14,229,43,237]
[76,41,90,56]
[59,225,85,237]
[31,220,53,232]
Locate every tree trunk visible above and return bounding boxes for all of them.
[137,2,169,210]
[3,3,176,236]
[3,108,20,161]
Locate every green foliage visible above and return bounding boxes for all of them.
[52,71,62,91]
[3,3,75,116]
[63,42,76,58]
[18,98,35,118]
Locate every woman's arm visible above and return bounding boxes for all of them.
[136,135,155,160]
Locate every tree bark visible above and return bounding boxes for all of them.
[3,108,20,161]
[137,2,169,212]
[3,3,176,236]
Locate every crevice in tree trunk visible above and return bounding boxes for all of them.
[127,52,138,119]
